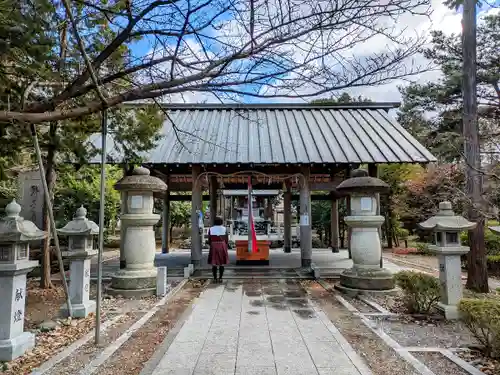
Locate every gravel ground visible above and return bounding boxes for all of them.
[341,295,379,313]
[373,315,477,348]
[412,352,470,375]
[369,292,408,314]
[383,253,439,270]
[457,350,500,375]
[301,281,421,375]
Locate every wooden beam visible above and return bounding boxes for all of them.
[168,194,334,202]
[147,163,348,178]
[166,179,345,192]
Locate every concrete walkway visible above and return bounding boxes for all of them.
[150,280,371,375]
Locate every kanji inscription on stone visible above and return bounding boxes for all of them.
[85,268,90,278]
[13,309,22,323]
[30,185,40,223]
[84,284,89,292]
[15,288,23,302]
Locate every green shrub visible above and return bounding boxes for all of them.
[415,242,433,255]
[394,271,441,314]
[459,299,500,358]
[312,237,326,248]
[395,225,409,240]
[488,255,500,263]
[486,255,500,276]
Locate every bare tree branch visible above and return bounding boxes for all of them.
[4,0,433,124]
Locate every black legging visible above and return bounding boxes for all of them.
[212,266,224,280]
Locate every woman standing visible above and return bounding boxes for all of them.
[207,216,229,282]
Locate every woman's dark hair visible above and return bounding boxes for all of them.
[214,216,224,226]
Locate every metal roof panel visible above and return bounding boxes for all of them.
[88,105,436,165]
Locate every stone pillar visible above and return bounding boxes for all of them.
[110,167,167,297]
[161,192,170,254]
[17,168,44,230]
[336,169,394,293]
[283,180,292,253]
[331,197,340,253]
[299,166,312,268]
[191,166,202,267]
[209,176,218,226]
[58,206,98,318]
[0,200,45,361]
[420,201,476,319]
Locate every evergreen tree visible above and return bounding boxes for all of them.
[0,0,164,288]
[398,13,500,162]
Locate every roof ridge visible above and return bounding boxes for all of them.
[121,102,400,110]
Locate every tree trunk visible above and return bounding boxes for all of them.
[169,224,174,244]
[40,122,57,289]
[386,207,394,249]
[463,0,488,292]
[340,223,345,249]
[326,226,331,247]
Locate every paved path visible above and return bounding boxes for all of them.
[150,280,371,375]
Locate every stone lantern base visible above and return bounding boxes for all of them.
[0,262,39,361]
[0,331,35,361]
[337,267,395,296]
[60,301,96,319]
[437,303,460,320]
[60,250,97,318]
[107,268,157,298]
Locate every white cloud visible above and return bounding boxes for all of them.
[345,2,499,103]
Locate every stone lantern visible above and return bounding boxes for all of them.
[419,201,476,319]
[109,167,167,297]
[57,206,98,318]
[0,200,46,361]
[335,169,394,292]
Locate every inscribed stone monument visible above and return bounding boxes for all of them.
[0,200,45,361]
[17,169,44,230]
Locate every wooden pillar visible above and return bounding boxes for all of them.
[191,166,202,267]
[284,180,292,253]
[300,166,312,268]
[209,176,218,226]
[331,196,340,253]
[229,196,234,241]
[266,198,273,220]
[161,192,170,254]
[330,171,340,253]
[368,164,383,268]
[221,194,226,222]
[346,196,352,259]
[345,166,352,259]
[119,190,127,269]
